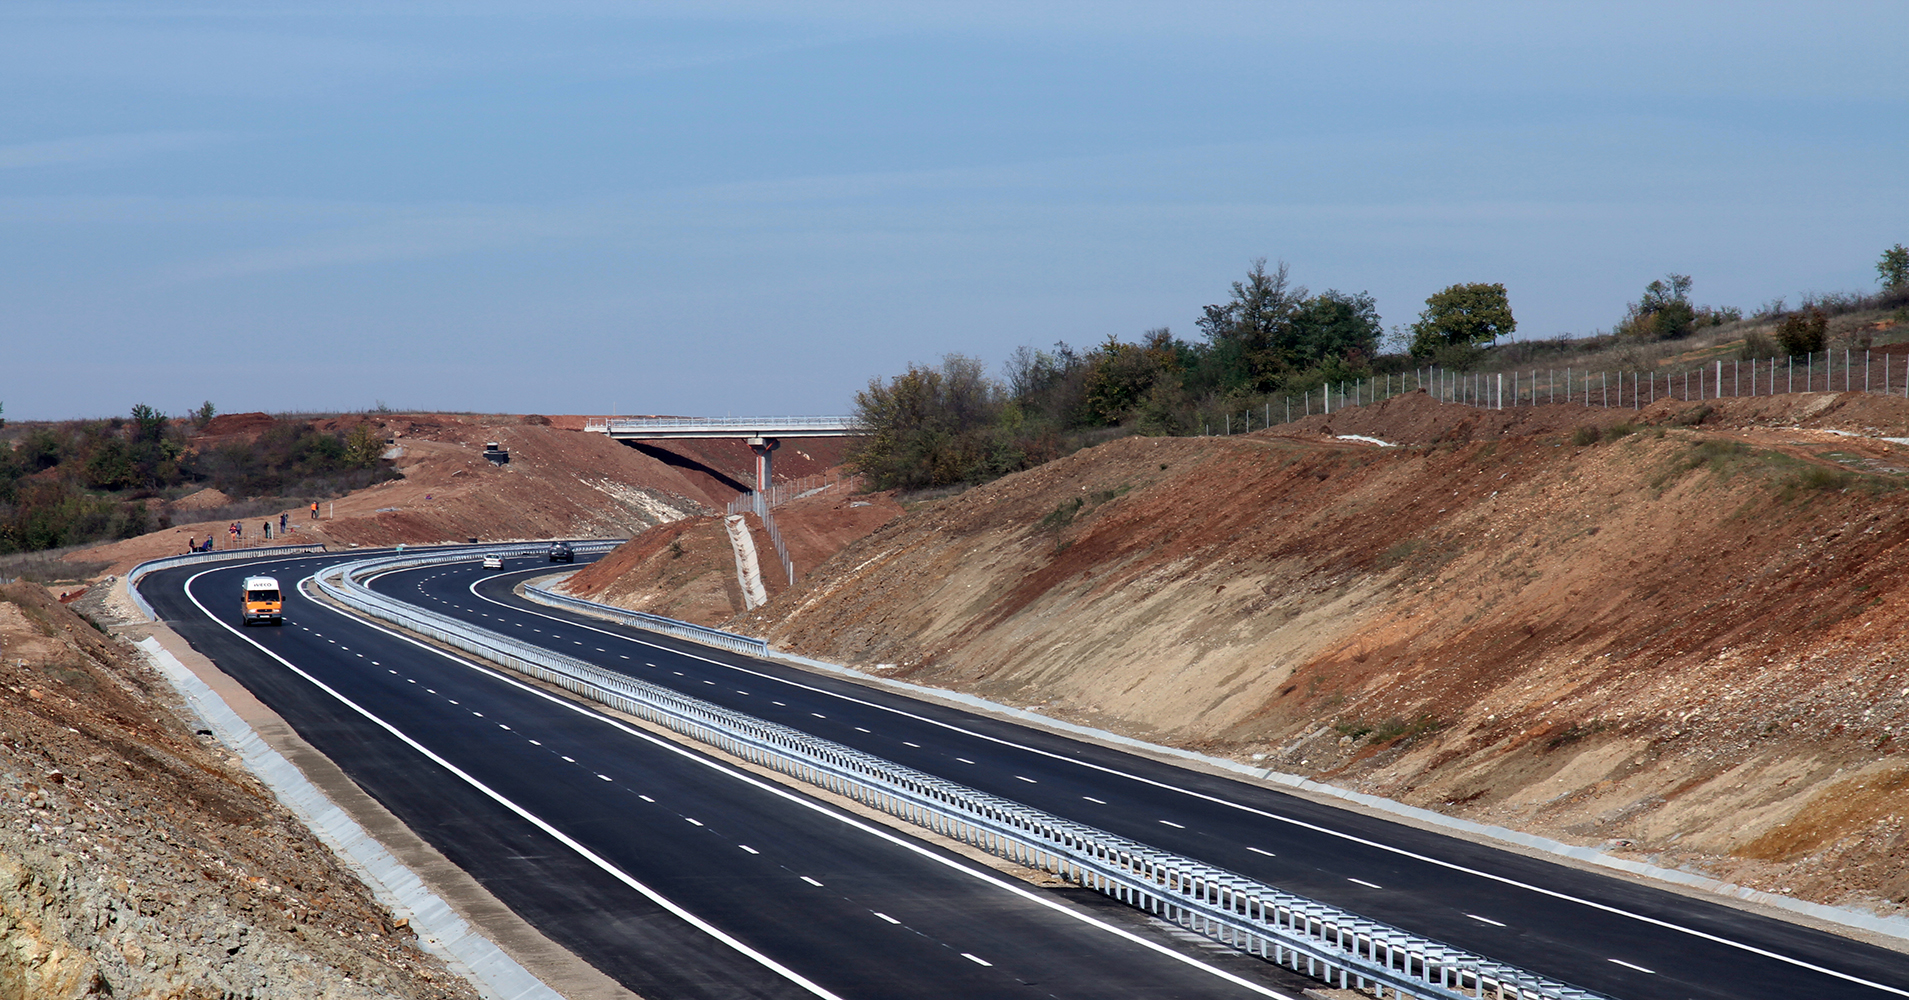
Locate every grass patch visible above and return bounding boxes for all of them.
[1337,715,1446,747]
[1039,497,1085,530]
[1571,426,1601,447]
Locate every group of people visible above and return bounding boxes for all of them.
[185,511,302,554]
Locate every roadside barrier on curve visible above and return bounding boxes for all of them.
[318,549,1610,1000]
[523,581,769,657]
[125,543,330,620]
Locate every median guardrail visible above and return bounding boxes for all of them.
[522,580,769,657]
[318,548,1610,1000]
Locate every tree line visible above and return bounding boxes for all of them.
[848,260,1514,491]
[0,404,394,553]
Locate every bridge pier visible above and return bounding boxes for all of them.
[747,437,780,499]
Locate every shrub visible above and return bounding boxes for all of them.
[1775,308,1828,357]
[1572,426,1601,446]
[1739,330,1780,360]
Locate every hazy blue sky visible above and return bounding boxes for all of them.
[5,1,1905,420]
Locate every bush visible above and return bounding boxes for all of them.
[1740,330,1780,360]
[1775,308,1828,357]
[1572,426,1600,446]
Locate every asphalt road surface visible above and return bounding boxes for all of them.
[375,551,1909,1000]
[142,551,1310,1000]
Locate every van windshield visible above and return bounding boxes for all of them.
[246,589,281,603]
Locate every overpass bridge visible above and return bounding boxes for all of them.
[583,416,859,492]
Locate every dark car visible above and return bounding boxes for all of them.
[548,541,574,563]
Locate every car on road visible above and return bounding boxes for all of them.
[481,555,503,570]
[548,541,573,563]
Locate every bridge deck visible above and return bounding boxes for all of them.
[584,416,858,439]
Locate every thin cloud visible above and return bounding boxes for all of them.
[0,131,231,169]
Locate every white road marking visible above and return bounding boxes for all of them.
[389,669,398,674]
[1014,775,1037,783]
[1609,959,1656,974]
[873,912,898,924]
[448,699,459,705]
[800,876,823,887]
[472,711,484,717]
[739,844,759,854]
[811,713,826,719]
[639,795,654,803]
[562,756,575,762]
[1082,795,1106,804]
[1348,878,1382,889]
[961,953,992,967]
[1247,847,1275,857]
[499,724,511,730]
[1159,820,1185,829]
[854,727,871,733]
[685,817,703,826]
[773,701,787,706]
[902,742,920,748]
[407,678,416,684]
[598,774,612,781]
[1466,914,1505,927]
[529,740,541,746]
[957,758,975,764]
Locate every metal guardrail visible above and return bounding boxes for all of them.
[524,579,769,657]
[318,549,1611,1000]
[584,416,859,434]
[124,543,331,620]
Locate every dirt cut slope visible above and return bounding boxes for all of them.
[0,582,476,999]
[746,391,1909,919]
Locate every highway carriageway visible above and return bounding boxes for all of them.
[140,551,1313,1000]
[392,551,1909,1000]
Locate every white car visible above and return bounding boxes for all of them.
[481,555,503,570]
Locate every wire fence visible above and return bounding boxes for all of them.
[1193,348,1909,436]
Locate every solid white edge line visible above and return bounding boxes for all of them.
[181,567,847,1000]
[459,572,1909,998]
[346,565,1303,997]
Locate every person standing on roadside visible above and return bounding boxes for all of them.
[263,521,271,540]
[280,512,288,533]
[311,501,319,520]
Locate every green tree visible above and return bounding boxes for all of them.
[1621,274,1697,340]
[1880,244,1909,288]
[193,400,217,426]
[1289,290,1382,365]
[1410,283,1515,356]
[343,424,385,467]
[1196,259,1307,391]
[1775,307,1828,357]
[848,354,1008,491]
[1081,329,1181,426]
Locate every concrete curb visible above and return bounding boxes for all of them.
[135,635,566,1000]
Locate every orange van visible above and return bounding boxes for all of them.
[241,575,284,626]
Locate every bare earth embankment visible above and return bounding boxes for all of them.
[667,390,1909,921]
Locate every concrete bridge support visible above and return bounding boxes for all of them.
[747,437,780,497]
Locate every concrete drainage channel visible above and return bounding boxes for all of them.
[325,550,1610,1000]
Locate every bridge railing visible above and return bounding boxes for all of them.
[584,415,859,434]
[318,548,1611,1000]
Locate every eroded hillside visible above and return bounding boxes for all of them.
[744,391,1909,917]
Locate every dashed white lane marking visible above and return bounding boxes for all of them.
[645,662,655,667]
[1082,795,1106,804]
[811,713,826,719]
[620,655,630,659]
[800,876,823,887]
[1159,820,1185,829]
[1348,878,1382,889]
[703,680,715,685]
[562,756,576,762]
[449,699,460,705]
[595,647,606,652]
[407,678,416,684]
[388,669,398,674]
[902,741,920,748]
[1014,775,1037,783]
[1247,847,1275,857]
[426,689,436,694]
[499,724,511,730]
[854,727,871,733]
[961,953,992,967]
[472,711,484,718]
[739,845,759,855]
[598,774,612,781]
[1609,959,1656,974]
[685,817,703,826]
[773,701,787,706]
[873,912,899,924]
[737,690,749,695]
[1466,914,1505,927]
[673,671,684,676]
[528,740,541,746]
[638,795,654,803]
[956,758,975,764]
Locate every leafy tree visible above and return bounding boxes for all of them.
[1410,283,1515,356]
[1196,259,1307,391]
[1880,244,1909,288]
[344,424,385,467]
[1289,290,1382,366]
[1621,274,1697,340]
[1775,307,1828,357]
[849,355,1013,491]
[1081,329,1182,426]
[193,400,217,426]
